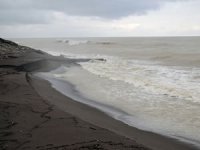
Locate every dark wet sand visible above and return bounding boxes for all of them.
[0,38,198,150]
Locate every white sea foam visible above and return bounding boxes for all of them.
[78,57,200,145]
[15,37,200,146]
[61,53,107,59]
[80,57,200,103]
[56,39,115,46]
[38,54,200,146]
[57,39,89,46]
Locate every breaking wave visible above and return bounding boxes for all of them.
[56,39,89,46]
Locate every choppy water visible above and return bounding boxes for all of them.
[14,37,200,146]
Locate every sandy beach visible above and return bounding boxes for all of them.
[0,38,198,150]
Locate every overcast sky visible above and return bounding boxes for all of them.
[0,0,200,37]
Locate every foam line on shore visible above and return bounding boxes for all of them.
[32,72,199,150]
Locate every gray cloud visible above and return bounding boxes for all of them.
[0,0,187,25]
[34,0,161,18]
[0,10,53,25]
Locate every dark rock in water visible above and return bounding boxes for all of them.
[96,58,106,62]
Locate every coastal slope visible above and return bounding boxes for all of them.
[0,38,150,150]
